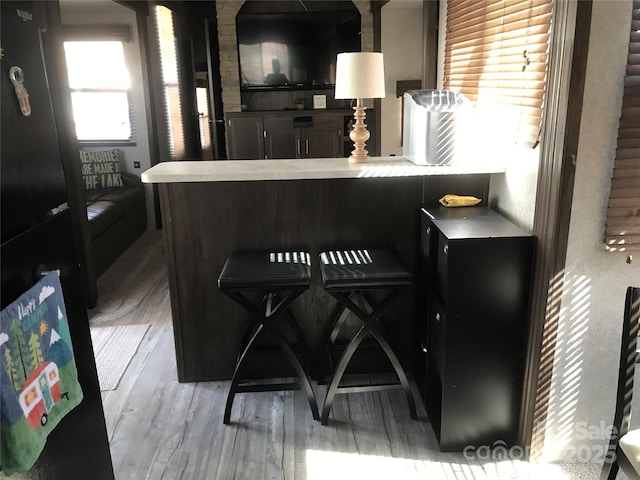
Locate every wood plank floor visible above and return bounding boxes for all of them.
[89,230,602,480]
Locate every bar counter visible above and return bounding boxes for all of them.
[141,156,504,183]
[142,157,500,382]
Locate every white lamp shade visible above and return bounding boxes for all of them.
[334,52,385,99]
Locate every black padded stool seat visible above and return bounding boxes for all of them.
[218,250,319,424]
[319,248,417,425]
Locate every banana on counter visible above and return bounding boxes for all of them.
[438,194,482,207]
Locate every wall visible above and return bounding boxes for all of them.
[488,148,539,231]
[539,0,640,462]
[59,0,155,227]
[214,0,374,114]
[380,1,423,157]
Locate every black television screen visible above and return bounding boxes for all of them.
[236,11,360,90]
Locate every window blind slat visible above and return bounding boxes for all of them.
[607,235,640,243]
[609,196,640,208]
[619,138,640,149]
[623,85,640,98]
[606,220,640,232]
[606,216,640,228]
[609,206,640,217]
[609,188,640,199]
[620,119,640,130]
[627,64,640,77]
[611,177,640,190]
[625,76,640,87]
[615,148,640,160]
[445,40,550,60]
[448,61,548,74]
[605,237,640,251]
[623,96,640,108]
[613,167,640,178]
[445,32,551,52]
[613,159,640,170]
[445,84,545,99]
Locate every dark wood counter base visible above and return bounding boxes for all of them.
[159,175,488,382]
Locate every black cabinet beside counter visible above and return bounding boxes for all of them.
[416,206,533,452]
[226,109,376,160]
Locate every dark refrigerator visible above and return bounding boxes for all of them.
[1,1,114,478]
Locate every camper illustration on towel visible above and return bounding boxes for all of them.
[1,273,84,475]
[18,361,62,428]
[1,278,80,430]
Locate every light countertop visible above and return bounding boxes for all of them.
[141,157,505,183]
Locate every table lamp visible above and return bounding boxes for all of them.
[335,52,385,163]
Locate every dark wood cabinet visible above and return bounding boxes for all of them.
[264,117,297,159]
[226,115,264,160]
[416,206,533,452]
[304,127,340,158]
[262,115,341,159]
[295,114,341,159]
[226,110,366,160]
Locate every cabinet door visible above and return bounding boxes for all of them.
[264,116,297,159]
[303,128,340,158]
[227,116,264,159]
[265,128,297,159]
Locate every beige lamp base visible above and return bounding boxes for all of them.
[348,98,371,164]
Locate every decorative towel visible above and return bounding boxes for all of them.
[439,194,482,207]
[0,272,83,475]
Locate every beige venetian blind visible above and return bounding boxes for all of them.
[443,0,553,148]
[606,0,640,251]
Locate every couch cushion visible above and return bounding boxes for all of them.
[87,200,123,239]
[85,187,116,205]
[85,186,145,239]
[96,186,144,205]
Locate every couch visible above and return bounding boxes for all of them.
[85,172,147,277]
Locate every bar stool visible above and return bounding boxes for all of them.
[318,248,418,425]
[218,250,320,424]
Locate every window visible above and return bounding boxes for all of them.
[605,0,640,251]
[443,0,554,148]
[64,39,134,145]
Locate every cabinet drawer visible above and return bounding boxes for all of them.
[263,116,293,130]
[307,114,340,129]
[427,291,446,379]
